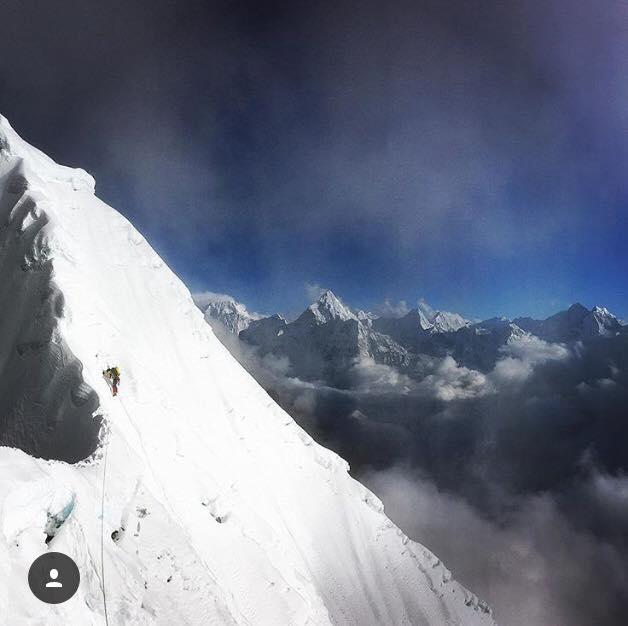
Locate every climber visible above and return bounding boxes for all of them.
[103,366,121,396]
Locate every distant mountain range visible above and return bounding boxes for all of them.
[195,290,626,386]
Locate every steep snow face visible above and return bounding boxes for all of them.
[0,160,101,462]
[194,291,263,334]
[0,116,493,625]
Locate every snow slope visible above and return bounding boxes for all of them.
[0,115,494,625]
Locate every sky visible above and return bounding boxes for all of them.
[0,0,627,320]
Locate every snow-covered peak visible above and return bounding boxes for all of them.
[304,289,357,323]
[417,298,469,333]
[471,318,527,341]
[584,304,622,337]
[591,305,610,315]
[516,303,622,341]
[390,307,433,332]
[568,302,590,316]
[431,310,470,332]
[194,291,262,334]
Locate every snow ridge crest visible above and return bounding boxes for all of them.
[0,115,95,193]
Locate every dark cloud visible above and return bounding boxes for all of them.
[363,467,628,626]
[1,1,626,316]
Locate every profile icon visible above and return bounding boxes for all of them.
[45,568,63,588]
[28,552,80,604]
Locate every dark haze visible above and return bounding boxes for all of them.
[0,0,626,317]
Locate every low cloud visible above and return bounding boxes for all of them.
[372,298,411,318]
[348,358,415,393]
[418,355,492,401]
[491,335,571,386]
[417,298,434,317]
[362,466,628,626]
[192,291,235,310]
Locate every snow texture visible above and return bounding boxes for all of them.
[0,115,494,625]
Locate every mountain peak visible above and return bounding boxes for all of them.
[591,305,611,316]
[407,307,435,331]
[568,302,589,314]
[306,289,357,323]
[317,288,340,304]
[408,301,469,333]
[194,291,263,334]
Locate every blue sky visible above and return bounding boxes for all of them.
[1,0,626,321]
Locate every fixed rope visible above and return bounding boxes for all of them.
[100,439,110,626]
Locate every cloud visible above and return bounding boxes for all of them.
[417,298,434,318]
[362,466,628,626]
[346,336,569,402]
[348,358,415,393]
[192,291,235,310]
[372,299,410,318]
[418,355,492,401]
[501,335,571,363]
[304,283,327,302]
[491,335,571,386]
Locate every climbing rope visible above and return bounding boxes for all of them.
[100,438,110,626]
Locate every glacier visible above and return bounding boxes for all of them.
[0,115,494,625]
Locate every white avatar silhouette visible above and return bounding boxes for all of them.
[45,568,63,588]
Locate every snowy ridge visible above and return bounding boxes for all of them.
[514,303,623,341]
[0,115,95,193]
[0,117,493,625]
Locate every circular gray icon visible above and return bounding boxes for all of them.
[28,552,80,604]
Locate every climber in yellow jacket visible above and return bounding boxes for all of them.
[103,366,121,396]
